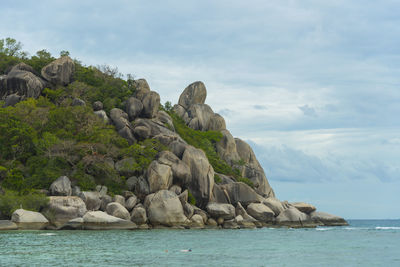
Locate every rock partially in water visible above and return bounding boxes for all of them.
[11,209,49,230]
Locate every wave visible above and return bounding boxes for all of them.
[375,227,400,230]
[39,233,57,236]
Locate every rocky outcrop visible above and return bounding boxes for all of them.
[126,176,150,200]
[126,97,143,120]
[206,202,235,220]
[125,195,138,211]
[110,108,135,144]
[291,202,316,214]
[246,203,274,222]
[276,207,312,227]
[41,56,75,85]
[141,91,160,118]
[146,190,187,226]
[178,81,207,109]
[1,68,45,99]
[263,198,285,216]
[134,79,151,100]
[49,176,72,196]
[4,94,21,107]
[106,202,130,220]
[220,182,262,206]
[0,220,18,230]
[182,146,214,208]
[310,211,348,226]
[82,211,137,230]
[216,130,240,165]
[157,151,191,186]
[130,205,147,225]
[11,209,49,230]
[44,196,87,227]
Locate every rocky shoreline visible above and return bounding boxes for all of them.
[0,56,348,231]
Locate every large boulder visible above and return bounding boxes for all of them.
[221,182,262,206]
[110,108,131,131]
[125,195,138,211]
[276,207,313,227]
[11,209,49,230]
[93,101,103,111]
[310,211,348,226]
[141,91,160,118]
[79,191,101,211]
[291,202,316,214]
[246,203,274,222]
[208,113,226,131]
[82,211,136,230]
[2,69,45,99]
[206,202,235,220]
[94,110,109,123]
[235,202,257,222]
[211,184,229,204]
[182,146,214,208]
[157,151,191,185]
[4,93,21,107]
[134,79,151,100]
[126,97,143,120]
[216,130,240,165]
[187,104,215,131]
[178,81,207,110]
[130,206,147,224]
[10,62,35,73]
[106,202,130,220]
[263,198,285,216]
[157,111,174,131]
[146,161,173,193]
[41,56,74,85]
[146,190,187,226]
[235,138,275,198]
[44,196,87,228]
[49,176,72,196]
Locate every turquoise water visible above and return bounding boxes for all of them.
[1,220,399,266]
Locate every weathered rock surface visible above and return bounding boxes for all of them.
[235,202,257,222]
[100,195,112,211]
[216,130,240,165]
[221,182,262,206]
[112,195,125,207]
[141,91,160,118]
[125,195,138,211]
[310,211,348,226]
[146,161,173,193]
[263,198,285,216]
[126,97,143,120]
[2,69,45,99]
[11,209,49,230]
[211,184,229,204]
[131,206,147,225]
[44,196,87,227]
[206,202,235,220]
[178,81,207,110]
[187,104,215,131]
[82,211,136,230]
[182,146,214,208]
[79,191,101,211]
[41,56,75,85]
[106,202,130,220]
[134,79,151,100]
[146,190,187,226]
[126,176,150,200]
[291,202,317,214]
[247,203,274,222]
[49,176,72,196]
[157,151,191,186]
[190,214,205,228]
[276,207,311,226]
[0,220,18,230]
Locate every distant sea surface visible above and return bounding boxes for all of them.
[1,220,399,266]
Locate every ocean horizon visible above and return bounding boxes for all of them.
[1,219,399,266]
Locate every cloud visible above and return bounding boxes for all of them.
[298,104,317,117]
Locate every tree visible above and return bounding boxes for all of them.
[0,37,26,57]
[60,50,70,57]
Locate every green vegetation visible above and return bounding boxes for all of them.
[0,190,48,218]
[187,190,196,206]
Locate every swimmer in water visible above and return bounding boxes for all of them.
[180,248,192,252]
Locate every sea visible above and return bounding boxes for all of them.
[0,220,399,267]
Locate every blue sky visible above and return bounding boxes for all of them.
[1,0,399,219]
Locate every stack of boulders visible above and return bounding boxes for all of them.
[0,57,348,230]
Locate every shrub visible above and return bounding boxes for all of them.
[0,190,49,218]
[214,174,222,184]
[188,190,196,206]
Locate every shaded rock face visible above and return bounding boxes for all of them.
[263,198,285,216]
[187,104,215,131]
[178,81,207,110]
[235,138,275,198]
[235,202,257,222]
[49,176,72,196]
[182,146,214,208]
[45,196,87,227]
[125,195,138,211]
[220,182,262,206]
[130,206,147,224]
[11,209,49,230]
[141,91,160,118]
[4,94,21,107]
[126,97,143,120]
[115,158,137,177]
[126,176,150,200]
[246,203,274,222]
[211,184,229,204]
[134,79,151,100]
[146,190,187,226]
[79,191,101,211]
[206,202,235,220]
[110,108,136,144]
[216,130,240,165]
[1,69,45,99]
[10,62,35,73]
[146,161,173,193]
[41,56,75,85]
[82,211,136,230]
[157,151,191,186]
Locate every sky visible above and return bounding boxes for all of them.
[1,0,399,219]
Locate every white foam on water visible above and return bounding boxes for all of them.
[375,227,400,230]
[39,233,57,236]
[316,228,330,231]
